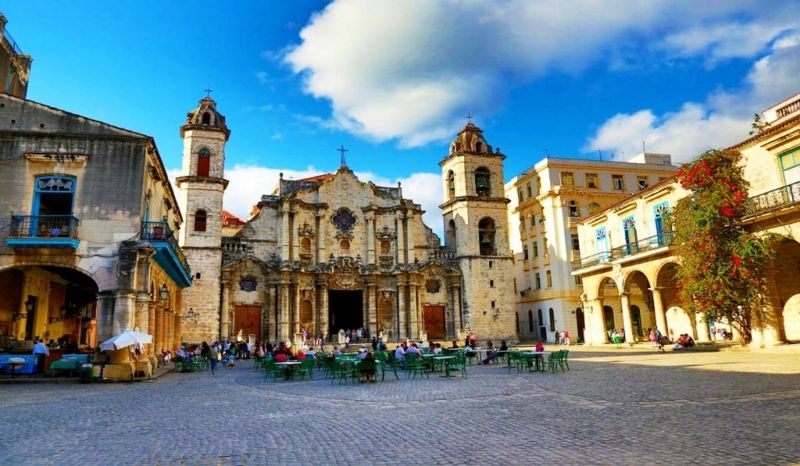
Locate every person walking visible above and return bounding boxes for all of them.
[209,342,218,375]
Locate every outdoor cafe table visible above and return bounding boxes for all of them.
[520,351,550,372]
[274,361,301,380]
[432,355,455,377]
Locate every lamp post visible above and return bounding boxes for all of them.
[159,284,169,302]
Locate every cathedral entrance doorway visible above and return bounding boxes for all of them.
[234,305,261,341]
[328,290,363,336]
[423,305,445,339]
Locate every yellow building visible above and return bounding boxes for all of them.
[574,91,800,347]
[505,155,677,343]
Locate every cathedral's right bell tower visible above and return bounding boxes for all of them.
[176,96,230,343]
[440,122,516,342]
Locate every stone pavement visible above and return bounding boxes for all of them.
[1,347,799,465]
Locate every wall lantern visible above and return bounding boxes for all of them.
[159,284,170,302]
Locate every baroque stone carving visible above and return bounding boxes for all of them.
[425,279,441,293]
[375,226,396,240]
[331,207,356,232]
[298,222,315,238]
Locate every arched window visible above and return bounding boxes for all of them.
[537,309,544,331]
[528,310,534,332]
[197,148,211,177]
[549,308,555,332]
[300,237,312,256]
[588,202,600,214]
[478,217,495,256]
[447,171,455,200]
[194,210,207,232]
[623,216,638,254]
[475,167,491,197]
[654,203,672,246]
[201,112,211,125]
[569,200,579,217]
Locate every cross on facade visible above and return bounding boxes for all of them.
[204,86,213,98]
[466,112,473,124]
[337,145,348,166]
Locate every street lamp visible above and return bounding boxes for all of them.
[14,299,34,322]
[159,284,169,302]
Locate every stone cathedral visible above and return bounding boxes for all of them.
[177,96,516,344]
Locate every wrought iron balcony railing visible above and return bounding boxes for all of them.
[744,181,800,217]
[141,221,190,277]
[9,215,79,239]
[571,232,674,270]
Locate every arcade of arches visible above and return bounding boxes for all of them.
[579,236,800,346]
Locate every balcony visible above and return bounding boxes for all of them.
[571,232,674,270]
[5,215,80,249]
[141,221,192,288]
[744,181,800,218]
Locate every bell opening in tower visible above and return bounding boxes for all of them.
[328,290,363,337]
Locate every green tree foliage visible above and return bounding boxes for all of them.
[673,149,772,343]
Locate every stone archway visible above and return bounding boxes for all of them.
[0,265,98,348]
[597,276,620,342]
[773,238,800,341]
[624,270,656,342]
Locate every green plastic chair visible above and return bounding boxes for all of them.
[357,359,378,383]
[445,352,467,378]
[263,360,286,382]
[405,354,429,379]
[330,361,351,384]
[295,359,315,380]
[560,350,570,371]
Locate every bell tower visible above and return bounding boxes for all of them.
[176,95,230,343]
[440,121,516,342]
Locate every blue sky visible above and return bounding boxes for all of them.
[4,1,800,232]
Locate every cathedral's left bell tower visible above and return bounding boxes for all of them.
[176,96,230,343]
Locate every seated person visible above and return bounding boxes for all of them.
[451,341,459,349]
[356,348,368,360]
[535,340,545,353]
[432,343,443,355]
[332,346,342,357]
[359,353,377,382]
[673,334,689,349]
[481,340,507,364]
[305,347,316,359]
[685,335,696,348]
[295,350,306,360]
[406,343,421,355]
[394,343,407,368]
[275,352,288,362]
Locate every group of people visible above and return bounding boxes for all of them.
[673,333,696,349]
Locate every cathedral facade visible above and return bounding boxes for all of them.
[177,97,516,344]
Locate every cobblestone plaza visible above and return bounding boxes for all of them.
[2,347,799,465]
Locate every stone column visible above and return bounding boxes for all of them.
[397,281,407,339]
[220,282,230,341]
[588,298,605,345]
[112,291,136,336]
[278,280,290,342]
[292,281,301,337]
[694,312,711,343]
[173,311,182,347]
[453,284,462,334]
[650,287,668,336]
[396,212,406,264]
[153,306,162,353]
[316,210,326,261]
[281,204,291,260]
[96,292,116,344]
[405,212,414,263]
[408,279,419,339]
[317,279,329,340]
[752,267,785,347]
[620,292,634,344]
[135,295,150,335]
[166,310,174,351]
[265,284,275,341]
[366,213,375,264]
[366,281,377,337]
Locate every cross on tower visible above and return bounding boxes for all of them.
[337,145,348,167]
[204,86,213,98]
[466,112,473,124]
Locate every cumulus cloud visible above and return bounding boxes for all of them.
[587,38,800,163]
[283,0,798,147]
[170,165,444,237]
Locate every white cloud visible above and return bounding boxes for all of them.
[171,164,444,237]
[587,39,800,163]
[284,0,798,147]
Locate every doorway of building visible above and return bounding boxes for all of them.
[234,305,261,341]
[603,306,615,341]
[328,290,363,336]
[423,305,445,339]
[576,307,585,342]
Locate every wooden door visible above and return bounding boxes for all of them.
[234,305,261,340]
[423,305,445,339]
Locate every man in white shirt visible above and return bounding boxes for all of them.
[394,343,407,368]
[32,337,49,373]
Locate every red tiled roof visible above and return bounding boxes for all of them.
[298,173,334,183]
[222,210,245,226]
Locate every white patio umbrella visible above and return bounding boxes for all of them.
[100,330,153,351]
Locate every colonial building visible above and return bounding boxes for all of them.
[0,91,191,377]
[0,14,31,99]
[573,91,800,348]
[178,102,516,344]
[505,155,677,343]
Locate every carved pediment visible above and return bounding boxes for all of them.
[298,222,315,238]
[375,226,396,240]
